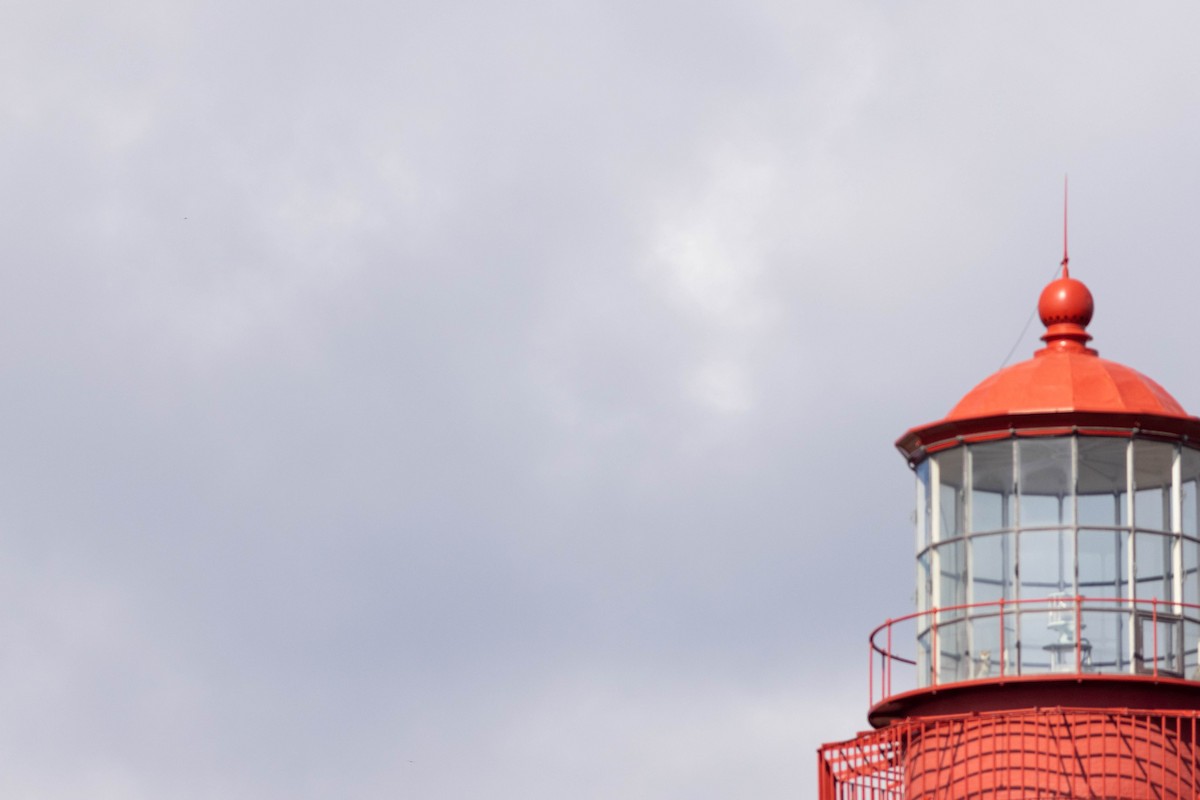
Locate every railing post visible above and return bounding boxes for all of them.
[931,607,939,687]
[1153,597,1159,678]
[886,619,893,698]
[999,596,1005,678]
[1075,594,1083,673]
[869,639,874,707]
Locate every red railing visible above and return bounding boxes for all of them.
[869,596,1200,707]
[819,707,1200,800]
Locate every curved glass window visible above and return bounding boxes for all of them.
[915,436,1200,686]
[970,441,1013,533]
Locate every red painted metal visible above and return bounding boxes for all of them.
[869,639,874,708]
[886,620,893,698]
[867,595,1200,712]
[819,707,1200,800]
[896,272,1200,463]
[1154,597,1160,679]
[1074,593,1083,673]
[998,596,1005,679]
[819,270,1200,799]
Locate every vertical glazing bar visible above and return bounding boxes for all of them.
[1174,445,1184,615]
[1127,439,1137,673]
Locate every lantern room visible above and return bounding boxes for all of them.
[820,259,1200,800]
[911,434,1200,684]
[876,268,1200,714]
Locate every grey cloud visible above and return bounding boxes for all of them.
[3,1,1200,797]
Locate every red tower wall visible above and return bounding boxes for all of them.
[820,708,1200,800]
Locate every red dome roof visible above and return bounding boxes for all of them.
[897,268,1200,462]
[945,352,1187,420]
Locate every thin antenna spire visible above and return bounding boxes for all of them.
[998,179,1075,370]
[1062,175,1070,278]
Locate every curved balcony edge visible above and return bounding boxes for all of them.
[869,596,1200,715]
[867,672,1200,728]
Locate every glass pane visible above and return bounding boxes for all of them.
[1078,438,1128,527]
[937,540,966,612]
[917,551,932,614]
[1018,598,1063,674]
[1078,528,1128,598]
[1020,528,1073,596]
[1186,538,1199,609]
[1185,481,1198,537]
[1078,492,1120,528]
[971,491,1004,534]
[936,448,964,541]
[1184,447,1200,535]
[1135,488,1168,531]
[917,630,931,687]
[1138,614,1182,676]
[970,441,1013,533]
[1187,620,1200,679]
[1134,440,1174,531]
[1019,438,1073,496]
[971,532,1014,605]
[1081,606,1130,674]
[966,607,1007,679]
[935,618,969,683]
[916,460,931,551]
[1135,531,1172,602]
[1019,438,1073,527]
[935,539,967,682]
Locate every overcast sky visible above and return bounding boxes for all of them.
[5,2,1200,798]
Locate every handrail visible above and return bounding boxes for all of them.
[868,595,1200,707]
[913,525,1200,560]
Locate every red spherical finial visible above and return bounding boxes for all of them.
[1038,273,1095,353]
[1038,276,1093,327]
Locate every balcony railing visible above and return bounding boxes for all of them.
[869,596,1200,707]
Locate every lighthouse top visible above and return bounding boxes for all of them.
[896,268,1200,463]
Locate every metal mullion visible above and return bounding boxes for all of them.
[1072,435,1080,602]
[1173,444,1184,614]
[1012,438,1022,674]
[1127,438,1137,673]
[929,455,941,687]
[965,446,975,674]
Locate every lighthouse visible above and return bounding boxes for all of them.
[819,264,1200,798]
